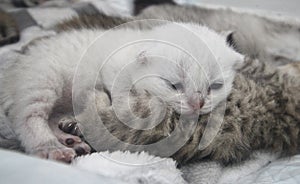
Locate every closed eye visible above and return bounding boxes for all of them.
[209,82,223,90]
[171,82,184,91]
[159,77,184,91]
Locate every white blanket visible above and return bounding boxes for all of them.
[0,148,299,184]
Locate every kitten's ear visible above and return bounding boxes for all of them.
[221,30,235,47]
[136,50,149,65]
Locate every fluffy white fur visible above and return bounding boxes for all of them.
[73,151,186,184]
[130,24,244,115]
[0,22,242,159]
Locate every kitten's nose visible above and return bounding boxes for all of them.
[188,99,205,110]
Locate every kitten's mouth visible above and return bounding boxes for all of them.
[178,108,201,117]
[199,109,210,114]
[179,106,211,117]
[174,102,210,117]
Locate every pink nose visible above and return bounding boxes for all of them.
[188,99,205,110]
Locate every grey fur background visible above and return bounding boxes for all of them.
[137,4,300,66]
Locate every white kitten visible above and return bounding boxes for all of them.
[0,22,242,161]
[126,23,244,115]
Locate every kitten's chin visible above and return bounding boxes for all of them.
[175,107,201,118]
[174,104,213,117]
[175,105,213,116]
[199,108,212,115]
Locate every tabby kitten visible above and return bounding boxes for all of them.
[192,58,300,165]
[59,57,300,166]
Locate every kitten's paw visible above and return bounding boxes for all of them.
[58,119,83,137]
[33,145,76,163]
[72,142,91,156]
[57,117,91,156]
[210,139,251,166]
[48,147,76,162]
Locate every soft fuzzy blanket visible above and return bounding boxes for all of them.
[0,1,300,184]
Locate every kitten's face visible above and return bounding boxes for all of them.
[133,23,244,115]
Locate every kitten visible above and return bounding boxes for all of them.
[60,57,300,166]
[0,22,242,161]
[193,58,300,165]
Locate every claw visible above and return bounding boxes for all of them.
[65,138,75,145]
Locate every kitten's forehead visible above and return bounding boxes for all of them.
[175,23,243,63]
[137,22,243,86]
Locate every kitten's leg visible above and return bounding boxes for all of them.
[57,89,112,151]
[56,89,112,153]
[49,114,91,156]
[7,80,76,162]
[200,130,251,166]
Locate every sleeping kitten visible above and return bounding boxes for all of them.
[193,58,300,165]
[0,22,242,161]
[59,57,300,166]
